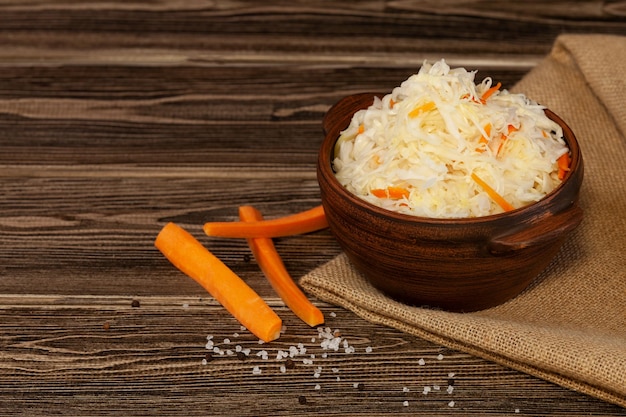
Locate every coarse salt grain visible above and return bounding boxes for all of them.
[252,366,261,375]
[402,387,410,393]
[280,365,286,373]
[423,386,431,395]
[403,401,409,407]
[223,338,230,344]
[201,359,207,365]
[314,384,321,390]
[437,354,444,360]
[447,385,455,394]
[448,401,455,407]
[365,346,373,353]
[418,358,426,366]
[330,312,337,317]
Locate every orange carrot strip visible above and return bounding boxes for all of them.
[389,98,396,108]
[239,206,324,327]
[155,222,282,342]
[471,173,514,212]
[408,101,436,118]
[480,82,502,102]
[203,205,328,238]
[477,123,492,152]
[496,124,518,156]
[357,124,365,134]
[371,186,410,199]
[557,153,571,180]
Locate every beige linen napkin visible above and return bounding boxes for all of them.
[300,34,626,407]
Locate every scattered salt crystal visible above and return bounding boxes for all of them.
[201,359,207,365]
[258,339,265,344]
[242,348,251,356]
[212,347,221,354]
[252,366,261,375]
[330,312,337,317]
[313,372,320,378]
[437,354,444,360]
[235,345,242,352]
[448,401,455,407]
[433,385,440,391]
[332,367,339,373]
[257,350,269,360]
[233,333,239,338]
[321,353,328,358]
[353,383,360,388]
[365,346,373,353]
[182,303,189,308]
[302,358,314,365]
[447,385,454,394]
[310,354,315,359]
[402,387,410,393]
[418,358,426,365]
[448,372,456,378]
[223,338,231,344]
[279,365,286,373]
[314,384,321,390]
[205,341,214,350]
[206,335,214,341]
[240,326,247,331]
[226,349,234,356]
[311,338,316,343]
[515,409,520,413]
[403,401,409,407]
[423,386,431,395]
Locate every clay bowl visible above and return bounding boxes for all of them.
[317,93,584,312]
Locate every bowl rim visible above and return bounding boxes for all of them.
[318,92,583,225]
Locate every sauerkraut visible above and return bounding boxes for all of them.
[333,60,570,218]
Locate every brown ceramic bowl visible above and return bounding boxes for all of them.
[317,93,584,312]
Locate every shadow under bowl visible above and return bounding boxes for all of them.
[317,93,584,312]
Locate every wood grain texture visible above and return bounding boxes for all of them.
[1,1,625,415]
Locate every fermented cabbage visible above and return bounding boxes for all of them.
[333,60,569,218]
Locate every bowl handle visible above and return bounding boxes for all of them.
[488,205,583,256]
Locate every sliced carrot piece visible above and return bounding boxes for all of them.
[471,173,514,212]
[239,206,324,327]
[480,81,502,103]
[203,205,328,238]
[155,222,282,342]
[408,101,436,118]
[496,124,518,156]
[371,186,410,200]
[557,153,571,180]
[477,123,492,152]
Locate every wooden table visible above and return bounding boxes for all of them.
[1,2,625,415]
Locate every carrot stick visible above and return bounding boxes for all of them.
[471,173,514,212]
[409,101,436,118]
[203,205,328,238]
[155,222,282,342]
[371,186,410,199]
[480,82,502,102]
[496,124,518,156]
[477,123,491,152]
[557,153,571,180]
[239,206,324,327]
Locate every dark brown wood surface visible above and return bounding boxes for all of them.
[1,2,625,415]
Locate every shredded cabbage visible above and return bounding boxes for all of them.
[333,59,569,218]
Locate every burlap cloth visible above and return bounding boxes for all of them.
[300,34,626,407]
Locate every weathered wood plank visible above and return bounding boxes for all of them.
[1,296,624,416]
